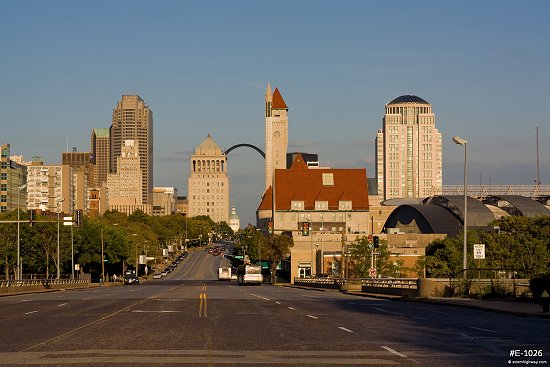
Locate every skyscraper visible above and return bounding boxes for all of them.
[62,150,92,213]
[110,95,153,205]
[265,83,288,190]
[188,134,229,223]
[375,95,442,200]
[90,128,110,188]
[107,140,151,215]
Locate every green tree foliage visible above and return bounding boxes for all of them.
[416,216,550,279]
[264,234,294,284]
[348,236,404,278]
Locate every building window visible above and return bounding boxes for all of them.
[322,173,334,186]
[339,201,352,210]
[315,201,328,210]
[291,201,304,210]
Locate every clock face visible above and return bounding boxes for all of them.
[273,131,280,138]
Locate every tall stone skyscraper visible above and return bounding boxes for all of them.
[188,135,229,223]
[110,95,153,205]
[90,128,110,187]
[375,95,442,200]
[264,83,288,190]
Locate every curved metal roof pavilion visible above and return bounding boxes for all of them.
[387,95,430,105]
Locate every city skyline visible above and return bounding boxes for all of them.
[2,1,549,225]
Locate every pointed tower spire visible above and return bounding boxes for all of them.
[265,82,273,98]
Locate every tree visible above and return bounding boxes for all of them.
[263,234,294,284]
[348,236,404,278]
[0,210,18,277]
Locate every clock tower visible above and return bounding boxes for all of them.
[265,83,288,190]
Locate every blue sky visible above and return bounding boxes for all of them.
[1,0,549,226]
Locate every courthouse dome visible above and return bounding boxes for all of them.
[194,134,223,155]
[387,95,430,105]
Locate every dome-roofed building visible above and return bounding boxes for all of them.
[229,205,240,232]
[375,94,442,201]
[188,134,229,223]
[387,95,430,105]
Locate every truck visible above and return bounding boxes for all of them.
[237,264,263,285]
[218,267,232,281]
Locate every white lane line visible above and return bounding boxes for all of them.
[409,315,427,320]
[288,307,295,310]
[18,300,31,303]
[25,311,38,315]
[374,307,389,313]
[132,310,182,313]
[58,303,67,307]
[275,302,281,305]
[470,326,496,333]
[382,346,407,358]
[306,315,318,319]
[250,294,270,301]
[347,302,356,305]
[338,327,354,333]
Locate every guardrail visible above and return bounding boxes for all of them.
[0,278,90,295]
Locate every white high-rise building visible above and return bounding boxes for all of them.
[375,95,442,200]
[188,135,229,223]
[107,140,151,214]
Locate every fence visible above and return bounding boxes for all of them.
[294,276,531,298]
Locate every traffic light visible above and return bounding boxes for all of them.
[267,221,273,235]
[75,209,82,227]
[373,235,380,248]
[301,221,310,236]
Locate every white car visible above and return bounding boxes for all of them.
[153,273,162,279]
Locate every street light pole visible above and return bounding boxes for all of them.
[453,136,468,279]
[17,183,26,280]
[56,198,65,279]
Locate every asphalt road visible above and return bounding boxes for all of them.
[0,249,548,366]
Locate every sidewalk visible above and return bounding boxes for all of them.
[344,290,550,319]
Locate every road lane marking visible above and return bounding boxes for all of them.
[133,310,181,313]
[307,315,318,319]
[58,303,67,307]
[347,302,356,305]
[275,302,281,305]
[373,307,389,313]
[25,311,38,315]
[250,294,270,301]
[408,315,427,320]
[288,307,295,310]
[21,289,177,353]
[338,327,353,333]
[18,299,31,303]
[470,326,496,333]
[382,346,407,358]
[199,293,207,318]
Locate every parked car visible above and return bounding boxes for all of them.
[124,274,139,285]
[161,270,168,277]
[153,273,162,279]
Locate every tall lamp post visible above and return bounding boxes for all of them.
[17,184,26,280]
[56,198,65,279]
[453,135,468,279]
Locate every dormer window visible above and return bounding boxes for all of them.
[322,173,334,186]
[339,201,352,210]
[315,201,328,211]
[291,201,304,210]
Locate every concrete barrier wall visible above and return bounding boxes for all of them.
[0,280,90,295]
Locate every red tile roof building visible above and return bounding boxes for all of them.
[257,154,371,281]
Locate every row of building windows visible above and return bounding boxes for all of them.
[290,200,353,211]
[386,106,431,115]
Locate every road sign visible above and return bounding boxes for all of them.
[63,216,73,226]
[474,244,485,259]
[369,268,377,277]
